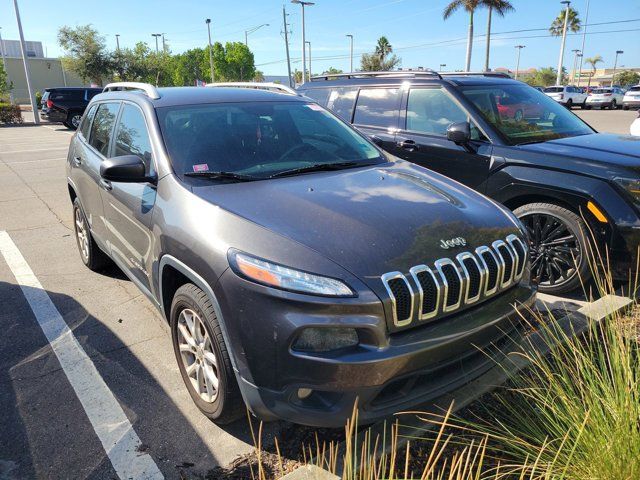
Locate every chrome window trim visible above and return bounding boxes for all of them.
[434,258,464,312]
[506,234,528,281]
[456,252,485,304]
[409,265,440,320]
[492,240,516,288]
[381,271,415,327]
[475,245,502,296]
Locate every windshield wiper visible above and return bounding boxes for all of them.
[183,171,260,182]
[269,161,371,179]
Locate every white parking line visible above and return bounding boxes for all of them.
[42,125,74,135]
[0,231,164,480]
[0,147,69,154]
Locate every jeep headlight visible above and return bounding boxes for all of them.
[614,177,640,209]
[229,251,354,297]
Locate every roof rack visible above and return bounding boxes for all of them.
[310,70,443,81]
[102,82,161,99]
[206,82,297,95]
[439,71,512,78]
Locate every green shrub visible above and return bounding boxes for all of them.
[35,91,43,108]
[0,103,23,124]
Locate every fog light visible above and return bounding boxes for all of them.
[297,388,313,399]
[293,327,359,352]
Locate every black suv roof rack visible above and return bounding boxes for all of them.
[310,70,443,81]
[439,71,512,78]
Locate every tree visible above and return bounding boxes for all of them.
[360,36,400,71]
[293,69,303,84]
[322,67,343,75]
[614,70,640,87]
[0,62,11,99]
[254,70,265,82]
[58,25,112,85]
[211,42,256,81]
[483,0,514,71]
[584,55,603,88]
[524,67,563,87]
[549,6,581,36]
[172,48,209,86]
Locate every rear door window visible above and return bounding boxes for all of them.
[88,103,120,157]
[406,88,470,137]
[353,88,401,128]
[79,104,97,140]
[326,88,357,122]
[50,89,84,101]
[113,104,154,174]
[302,88,331,106]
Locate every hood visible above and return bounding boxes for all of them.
[519,133,640,169]
[191,162,520,282]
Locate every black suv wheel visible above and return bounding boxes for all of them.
[514,203,590,294]
[65,112,82,130]
[170,284,243,424]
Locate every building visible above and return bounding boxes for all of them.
[1,39,84,104]
[568,67,640,87]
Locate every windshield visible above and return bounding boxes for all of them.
[460,84,594,145]
[544,87,564,93]
[157,101,383,179]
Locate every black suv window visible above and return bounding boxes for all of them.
[353,88,400,128]
[326,88,357,122]
[87,89,102,101]
[50,89,84,101]
[406,88,469,136]
[303,88,331,106]
[114,104,154,174]
[89,103,120,157]
[79,104,97,140]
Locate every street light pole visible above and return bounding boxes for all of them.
[556,1,571,86]
[439,63,447,72]
[115,34,120,52]
[12,0,38,122]
[514,45,525,80]
[611,50,623,86]
[571,49,581,83]
[291,0,314,84]
[346,34,353,72]
[245,24,269,48]
[577,0,590,87]
[282,6,293,88]
[151,33,161,53]
[162,33,166,53]
[206,19,215,83]
[305,41,311,78]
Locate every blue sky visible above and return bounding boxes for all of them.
[1,0,639,75]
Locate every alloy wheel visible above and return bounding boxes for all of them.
[74,207,89,262]
[514,109,524,122]
[176,308,219,403]
[71,114,82,129]
[519,212,581,288]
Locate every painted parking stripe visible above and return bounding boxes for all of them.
[0,231,164,480]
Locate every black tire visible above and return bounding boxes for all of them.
[514,109,524,122]
[623,105,630,110]
[585,105,592,110]
[580,101,587,110]
[73,197,110,271]
[170,283,243,424]
[66,112,82,130]
[514,202,591,295]
[611,99,618,110]
[565,99,573,109]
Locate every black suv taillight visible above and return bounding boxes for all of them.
[46,99,53,108]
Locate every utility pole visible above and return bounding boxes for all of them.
[151,33,161,53]
[306,41,311,79]
[13,0,38,123]
[556,1,571,86]
[115,34,120,51]
[291,0,314,84]
[514,45,525,80]
[346,34,353,72]
[245,24,269,48]
[206,19,215,83]
[570,49,580,83]
[577,0,590,87]
[611,50,623,86]
[439,63,447,72]
[282,6,293,88]
[162,33,166,53]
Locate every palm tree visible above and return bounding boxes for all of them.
[375,37,393,62]
[483,0,515,71]
[549,6,581,36]
[584,55,603,88]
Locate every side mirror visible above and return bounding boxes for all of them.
[100,155,155,183]
[447,122,471,145]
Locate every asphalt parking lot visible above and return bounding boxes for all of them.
[0,108,636,479]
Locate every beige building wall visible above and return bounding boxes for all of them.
[569,66,640,87]
[4,57,86,104]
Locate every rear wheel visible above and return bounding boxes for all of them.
[514,202,590,295]
[514,109,524,122]
[171,283,244,424]
[623,105,630,110]
[73,197,110,271]
[65,112,82,130]
[611,99,618,110]
[565,99,573,109]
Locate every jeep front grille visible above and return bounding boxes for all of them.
[381,234,528,329]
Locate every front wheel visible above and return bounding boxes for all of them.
[171,283,243,424]
[565,99,573,109]
[514,203,591,295]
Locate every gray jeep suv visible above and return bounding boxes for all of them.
[67,82,535,427]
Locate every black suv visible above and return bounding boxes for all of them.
[41,87,102,129]
[298,72,640,294]
[67,82,534,427]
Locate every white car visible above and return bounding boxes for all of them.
[585,87,625,110]
[623,85,640,110]
[543,85,586,109]
[631,111,640,136]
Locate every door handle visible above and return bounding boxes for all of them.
[397,139,419,152]
[72,156,82,166]
[99,179,112,191]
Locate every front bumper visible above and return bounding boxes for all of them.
[215,268,536,427]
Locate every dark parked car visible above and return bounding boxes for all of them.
[298,71,640,295]
[41,87,102,129]
[67,82,534,427]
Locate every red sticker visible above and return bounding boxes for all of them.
[193,163,209,172]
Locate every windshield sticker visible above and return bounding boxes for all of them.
[193,163,209,172]
[305,103,324,111]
